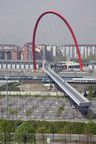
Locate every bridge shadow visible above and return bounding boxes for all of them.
[84,108,96,119]
[65,96,96,120]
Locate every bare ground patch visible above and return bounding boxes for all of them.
[18,83,55,92]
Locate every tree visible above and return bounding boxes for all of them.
[1,108,4,118]
[15,121,36,144]
[65,123,72,142]
[10,109,18,120]
[88,85,94,100]
[0,120,13,144]
[83,122,96,144]
[60,126,67,144]
[56,106,64,118]
[72,122,85,143]
[49,122,57,141]
[60,123,72,143]
[87,53,96,61]
[53,55,66,62]
[36,126,47,144]
[73,58,78,62]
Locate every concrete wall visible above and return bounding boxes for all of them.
[0,91,63,96]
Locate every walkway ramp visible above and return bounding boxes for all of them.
[44,67,91,107]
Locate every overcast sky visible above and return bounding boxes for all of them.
[0,0,96,47]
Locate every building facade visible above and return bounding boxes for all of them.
[22,43,53,61]
[61,44,96,59]
[0,44,21,60]
[22,43,42,61]
[0,60,42,70]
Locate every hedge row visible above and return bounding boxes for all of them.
[0,120,96,134]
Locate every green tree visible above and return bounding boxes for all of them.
[73,58,78,62]
[0,120,13,144]
[60,126,67,144]
[83,122,96,144]
[65,123,72,142]
[15,121,36,144]
[87,53,96,60]
[60,123,73,143]
[26,109,31,118]
[53,55,66,62]
[1,108,4,118]
[36,126,47,144]
[10,109,18,119]
[72,122,85,142]
[88,85,94,100]
[49,122,57,141]
[56,106,64,118]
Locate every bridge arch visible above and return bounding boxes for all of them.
[32,10,82,70]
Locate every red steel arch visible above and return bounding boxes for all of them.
[32,10,82,70]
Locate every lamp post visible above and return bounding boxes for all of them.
[42,46,46,69]
[6,51,8,107]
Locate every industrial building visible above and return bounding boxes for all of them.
[0,60,42,70]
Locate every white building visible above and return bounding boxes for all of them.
[62,44,96,59]
[36,44,96,61]
[89,61,96,70]
[52,45,57,56]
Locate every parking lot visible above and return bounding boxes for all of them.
[0,96,84,121]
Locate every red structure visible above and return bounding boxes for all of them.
[32,10,82,70]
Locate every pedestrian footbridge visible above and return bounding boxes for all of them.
[44,66,91,108]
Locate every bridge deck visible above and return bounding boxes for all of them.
[45,67,91,107]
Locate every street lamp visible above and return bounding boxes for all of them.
[5,51,8,107]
